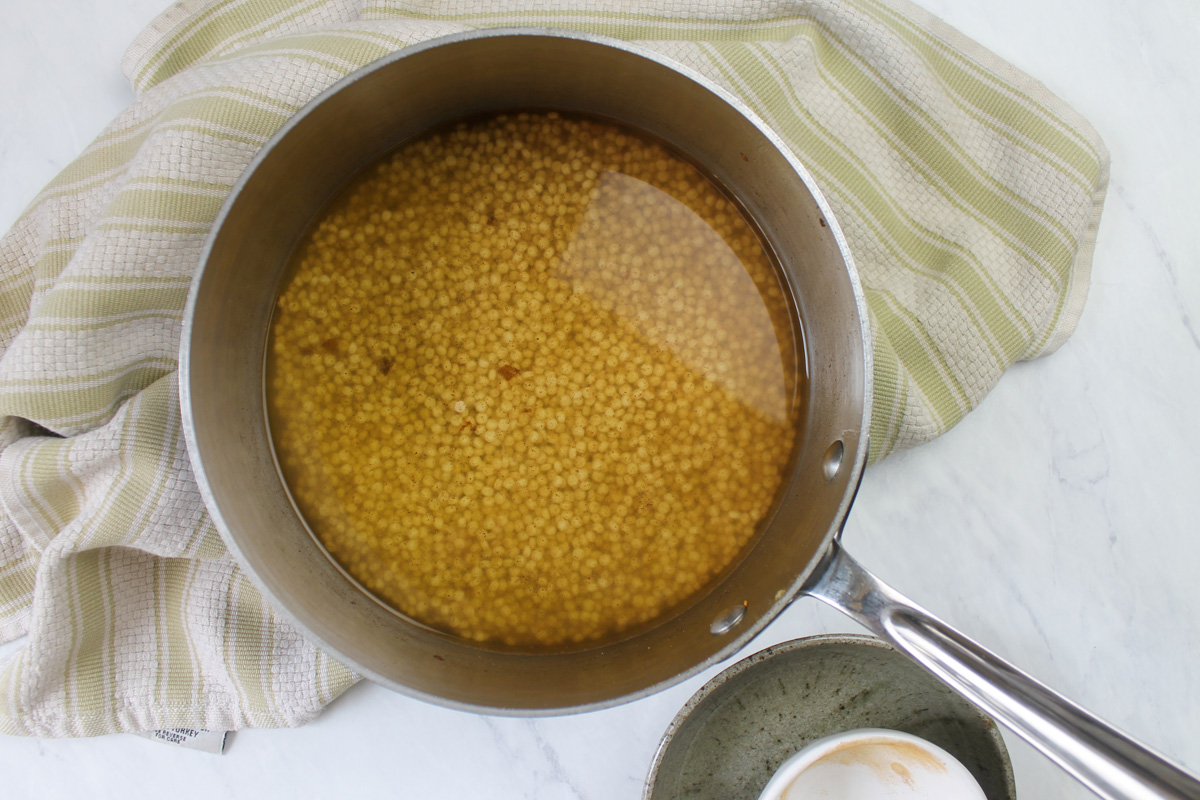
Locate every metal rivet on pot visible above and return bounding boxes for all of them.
[710,602,748,635]
[822,440,844,482]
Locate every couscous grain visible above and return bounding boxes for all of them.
[267,111,800,648]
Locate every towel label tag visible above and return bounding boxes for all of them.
[134,728,228,754]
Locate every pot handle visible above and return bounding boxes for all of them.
[805,541,1200,800]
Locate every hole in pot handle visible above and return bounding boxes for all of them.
[710,601,748,635]
[803,541,1200,800]
[822,439,844,482]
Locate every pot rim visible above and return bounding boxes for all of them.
[179,26,875,714]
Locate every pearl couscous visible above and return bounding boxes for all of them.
[267,111,800,648]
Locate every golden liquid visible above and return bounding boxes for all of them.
[267,111,800,648]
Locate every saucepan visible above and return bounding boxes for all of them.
[179,28,1199,800]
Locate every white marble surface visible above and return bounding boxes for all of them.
[2,1,1199,798]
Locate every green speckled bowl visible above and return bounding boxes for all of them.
[644,634,1016,800]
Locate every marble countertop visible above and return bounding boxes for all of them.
[2,1,1198,798]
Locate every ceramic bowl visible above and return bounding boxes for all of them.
[644,634,1016,800]
[757,727,988,799]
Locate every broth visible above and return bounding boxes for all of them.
[267,111,800,648]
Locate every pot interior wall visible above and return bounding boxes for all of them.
[184,30,868,712]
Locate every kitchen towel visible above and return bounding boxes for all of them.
[0,0,1108,736]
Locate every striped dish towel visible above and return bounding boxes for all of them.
[0,0,1107,737]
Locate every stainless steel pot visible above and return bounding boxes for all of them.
[180,29,1199,800]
